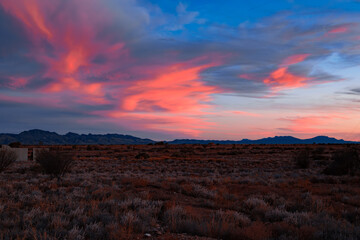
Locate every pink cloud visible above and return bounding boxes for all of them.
[238,74,255,80]
[0,0,130,105]
[1,0,53,39]
[263,67,309,92]
[105,112,215,137]
[282,54,310,65]
[262,54,315,93]
[122,61,220,114]
[0,94,64,108]
[229,111,261,117]
[328,26,349,34]
[98,58,223,136]
[5,77,29,89]
[239,54,313,95]
[279,115,347,134]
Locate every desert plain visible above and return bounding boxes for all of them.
[0,143,359,240]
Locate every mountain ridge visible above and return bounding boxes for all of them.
[167,135,357,144]
[0,129,154,145]
[0,129,358,145]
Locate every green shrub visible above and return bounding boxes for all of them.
[0,149,17,172]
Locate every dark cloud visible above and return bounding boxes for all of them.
[0,7,29,55]
[342,88,360,95]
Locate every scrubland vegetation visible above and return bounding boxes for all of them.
[0,149,17,172]
[0,144,359,239]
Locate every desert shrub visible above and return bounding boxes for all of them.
[191,184,216,199]
[135,152,150,159]
[0,149,17,172]
[243,197,268,210]
[294,149,311,169]
[312,213,360,240]
[207,210,248,239]
[117,198,163,233]
[36,150,74,177]
[243,197,269,220]
[265,208,290,222]
[284,212,311,227]
[323,148,360,176]
[163,206,189,231]
[312,146,327,158]
[163,207,248,239]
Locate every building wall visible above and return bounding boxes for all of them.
[13,148,28,161]
[1,145,28,161]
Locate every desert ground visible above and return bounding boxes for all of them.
[0,143,360,240]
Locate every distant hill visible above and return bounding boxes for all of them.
[0,129,154,145]
[168,136,359,144]
[0,130,357,145]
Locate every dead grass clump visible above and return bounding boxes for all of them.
[0,149,17,172]
[323,148,360,176]
[36,150,74,177]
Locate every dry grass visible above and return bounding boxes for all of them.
[0,149,17,172]
[0,144,359,239]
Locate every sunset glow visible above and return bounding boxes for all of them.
[1,0,360,140]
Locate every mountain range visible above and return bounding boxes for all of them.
[0,129,154,145]
[168,136,358,144]
[0,129,358,145]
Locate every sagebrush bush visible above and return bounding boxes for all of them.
[0,149,17,172]
[323,148,360,176]
[36,150,74,177]
[135,152,149,159]
[294,149,311,169]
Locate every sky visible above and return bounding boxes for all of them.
[1,0,360,140]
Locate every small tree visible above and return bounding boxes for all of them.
[0,149,17,172]
[36,150,74,177]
